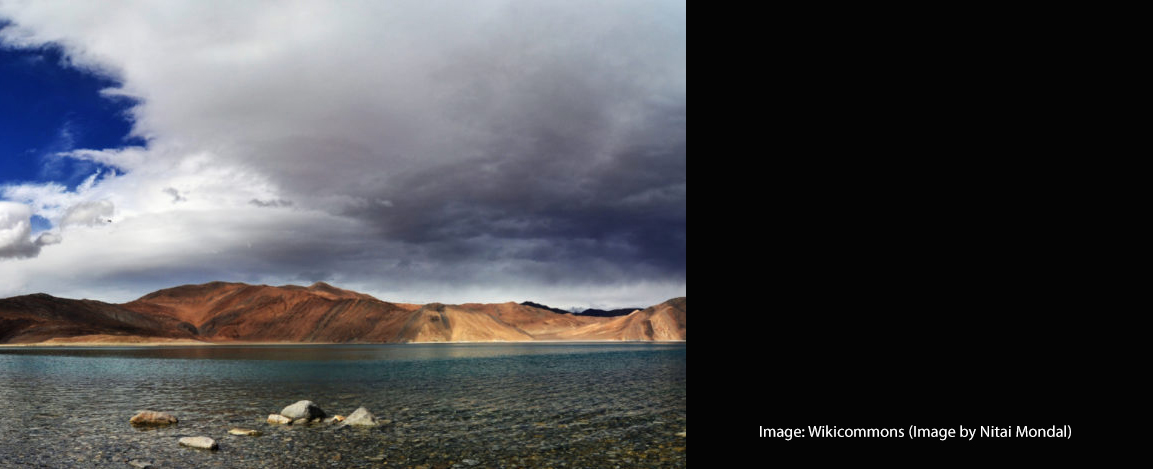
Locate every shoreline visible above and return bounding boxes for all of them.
[1,338,686,347]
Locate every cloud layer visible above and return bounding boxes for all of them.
[0,1,686,308]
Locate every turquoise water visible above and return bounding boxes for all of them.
[0,343,687,468]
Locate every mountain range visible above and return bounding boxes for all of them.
[0,282,686,344]
[518,301,641,317]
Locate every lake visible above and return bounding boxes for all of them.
[0,343,686,468]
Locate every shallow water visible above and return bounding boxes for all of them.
[0,343,686,468]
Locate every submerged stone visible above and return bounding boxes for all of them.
[228,428,262,436]
[267,414,292,425]
[129,411,177,426]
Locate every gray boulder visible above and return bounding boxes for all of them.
[279,400,326,420]
[341,407,380,427]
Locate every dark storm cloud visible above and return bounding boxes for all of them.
[230,1,689,294]
[346,136,688,276]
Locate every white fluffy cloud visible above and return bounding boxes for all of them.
[0,202,39,259]
[61,200,114,227]
[0,1,687,307]
[34,232,61,246]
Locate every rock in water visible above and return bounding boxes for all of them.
[267,414,292,425]
[127,460,153,469]
[341,407,380,427]
[279,400,326,420]
[228,428,262,436]
[129,411,178,426]
[178,436,218,450]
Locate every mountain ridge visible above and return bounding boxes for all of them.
[0,282,685,344]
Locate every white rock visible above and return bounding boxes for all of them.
[178,436,218,450]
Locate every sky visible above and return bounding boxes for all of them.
[0,1,686,309]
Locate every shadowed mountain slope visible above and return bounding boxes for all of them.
[0,294,198,343]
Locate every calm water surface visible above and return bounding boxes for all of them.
[0,343,686,468]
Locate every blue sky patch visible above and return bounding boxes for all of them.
[0,41,143,190]
[29,214,51,232]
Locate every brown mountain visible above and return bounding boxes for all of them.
[121,282,420,342]
[0,282,686,344]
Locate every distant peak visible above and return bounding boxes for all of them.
[10,292,62,302]
[309,281,335,289]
